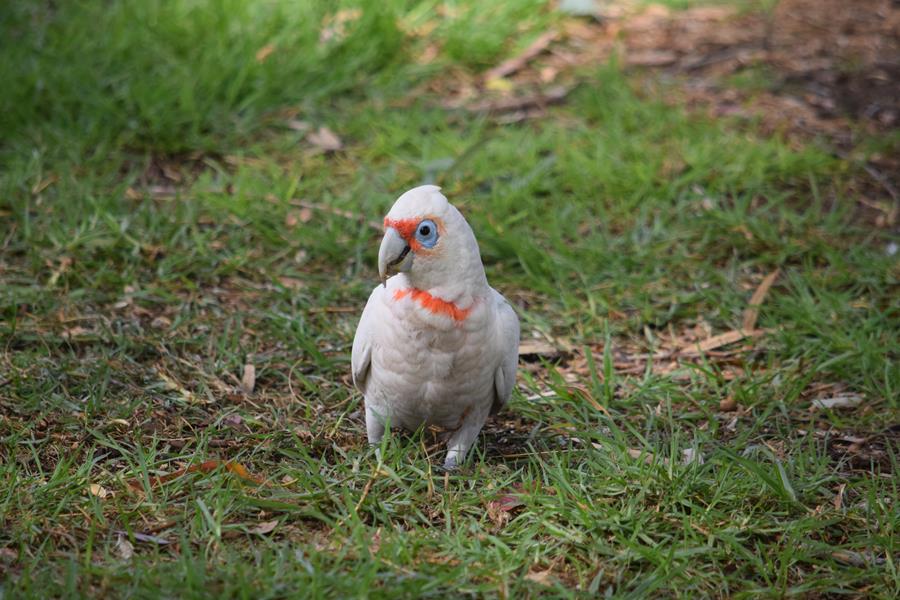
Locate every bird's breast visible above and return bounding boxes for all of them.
[365,290,497,429]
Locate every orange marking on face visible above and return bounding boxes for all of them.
[393,288,472,322]
[384,217,422,251]
[383,216,443,253]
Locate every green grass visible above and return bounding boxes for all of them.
[1,0,898,597]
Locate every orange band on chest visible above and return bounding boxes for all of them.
[394,288,472,322]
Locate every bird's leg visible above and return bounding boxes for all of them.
[365,403,387,445]
[442,405,489,470]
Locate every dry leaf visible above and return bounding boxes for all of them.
[719,397,738,412]
[0,547,16,562]
[307,126,342,151]
[127,459,264,491]
[277,276,305,290]
[250,520,279,535]
[679,329,767,356]
[61,326,91,340]
[524,569,554,585]
[486,489,525,527]
[319,8,362,45]
[518,339,562,357]
[241,363,256,394]
[150,316,172,329]
[682,448,704,465]
[127,531,171,545]
[31,174,58,195]
[833,483,846,510]
[485,77,514,92]
[88,483,110,499]
[831,550,885,567]
[156,368,198,403]
[742,269,780,331]
[115,534,134,560]
[812,394,862,410]
[255,44,275,63]
[626,49,678,67]
[626,448,646,461]
[287,119,310,132]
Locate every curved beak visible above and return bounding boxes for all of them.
[378,227,412,286]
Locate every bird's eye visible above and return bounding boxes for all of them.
[415,219,439,248]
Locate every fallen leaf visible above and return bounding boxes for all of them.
[115,534,134,560]
[0,547,16,562]
[48,256,73,287]
[518,339,562,357]
[277,276,305,290]
[155,367,198,403]
[719,397,738,412]
[218,461,263,484]
[682,448,704,465]
[679,329,767,356]
[485,77,514,92]
[494,494,524,512]
[249,520,279,535]
[31,174,58,195]
[626,448,664,465]
[150,316,172,329]
[626,49,678,67]
[88,483,110,499]
[742,269,780,331]
[307,126,342,151]
[319,8,362,45]
[485,490,525,527]
[812,394,862,410]
[524,569,554,585]
[833,483,846,511]
[127,459,263,491]
[831,550,885,567]
[287,119,310,132]
[129,531,172,545]
[61,326,91,340]
[255,44,275,63]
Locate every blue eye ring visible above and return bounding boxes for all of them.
[415,219,439,249]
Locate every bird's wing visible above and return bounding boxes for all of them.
[351,285,384,393]
[491,290,520,414]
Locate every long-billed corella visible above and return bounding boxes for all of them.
[351,186,520,470]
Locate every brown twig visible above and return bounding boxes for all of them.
[483,30,559,82]
[443,85,572,113]
[742,268,780,331]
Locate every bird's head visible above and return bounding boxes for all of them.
[378,185,487,293]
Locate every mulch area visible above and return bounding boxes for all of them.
[427,0,899,227]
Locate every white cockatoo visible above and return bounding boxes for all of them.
[351,185,520,470]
